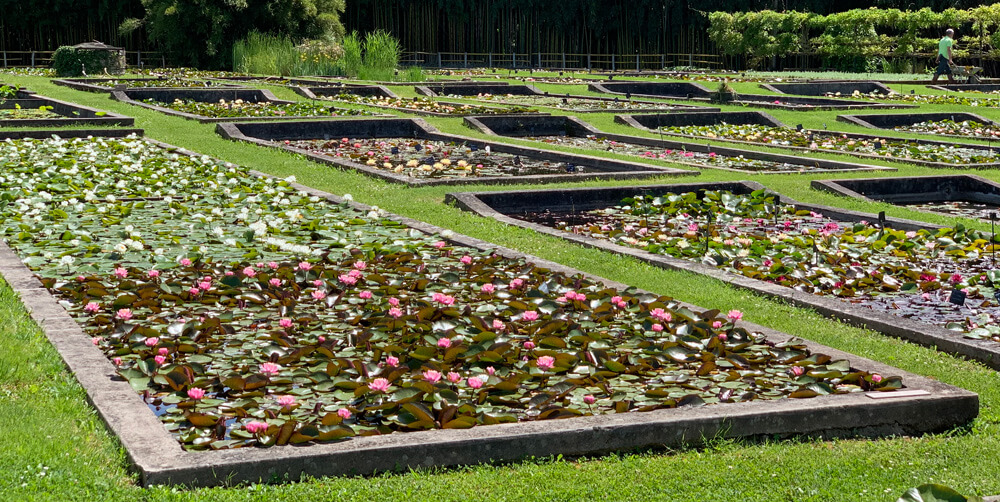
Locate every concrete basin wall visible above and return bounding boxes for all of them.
[837,112,996,130]
[812,175,1000,205]
[761,82,892,96]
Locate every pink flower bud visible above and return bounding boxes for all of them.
[583,395,596,405]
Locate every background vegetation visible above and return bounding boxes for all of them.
[5,1,1000,67]
[119,0,346,68]
[708,4,1000,71]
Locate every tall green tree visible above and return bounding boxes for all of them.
[121,0,345,68]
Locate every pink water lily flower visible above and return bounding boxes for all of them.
[423,369,442,383]
[386,356,399,367]
[147,270,160,278]
[481,283,495,294]
[113,267,128,278]
[369,378,391,392]
[245,421,269,434]
[179,258,192,266]
[338,408,351,419]
[583,395,596,405]
[522,311,539,322]
[492,319,506,331]
[279,318,293,328]
[523,341,536,350]
[187,388,206,400]
[388,307,403,318]
[259,362,281,376]
[536,356,555,371]
[298,261,312,271]
[437,337,452,348]
[359,290,373,299]
[117,308,133,321]
[727,310,743,321]
[144,336,158,347]
[276,395,296,407]
[84,302,100,313]
[311,290,327,300]
[154,355,167,365]
[467,377,483,389]
[447,372,461,383]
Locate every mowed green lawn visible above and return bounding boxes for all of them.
[3,72,1000,501]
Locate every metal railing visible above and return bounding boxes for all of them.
[401,51,724,71]
[1,50,172,68]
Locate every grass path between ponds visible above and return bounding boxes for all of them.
[3,73,1000,500]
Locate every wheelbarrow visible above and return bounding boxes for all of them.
[950,63,983,84]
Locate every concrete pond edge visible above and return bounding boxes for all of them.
[214,117,697,187]
[0,135,978,487]
[445,180,1000,371]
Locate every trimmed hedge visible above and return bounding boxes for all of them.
[52,46,126,77]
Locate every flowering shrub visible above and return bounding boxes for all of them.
[0,137,897,449]
[660,123,999,164]
[286,138,587,178]
[142,98,377,118]
[522,189,1000,340]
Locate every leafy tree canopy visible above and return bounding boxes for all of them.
[122,0,345,68]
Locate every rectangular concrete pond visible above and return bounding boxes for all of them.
[812,174,1000,220]
[53,77,245,93]
[618,111,1000,169]
[837,112,999,141]
[760,81,892,96]
[294,85,543,116]
[463,114,893,174]
[111,88,379,123]
[430,86,717,114]
[0,138,976,486]
[927,84,1000,92]
[0,93,134,127]
[0,127,144,140]
[446,181,1000,371]
[216,117,696,186]
[588,81,914,110]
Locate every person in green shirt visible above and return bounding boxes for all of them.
[932,28,955,83]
